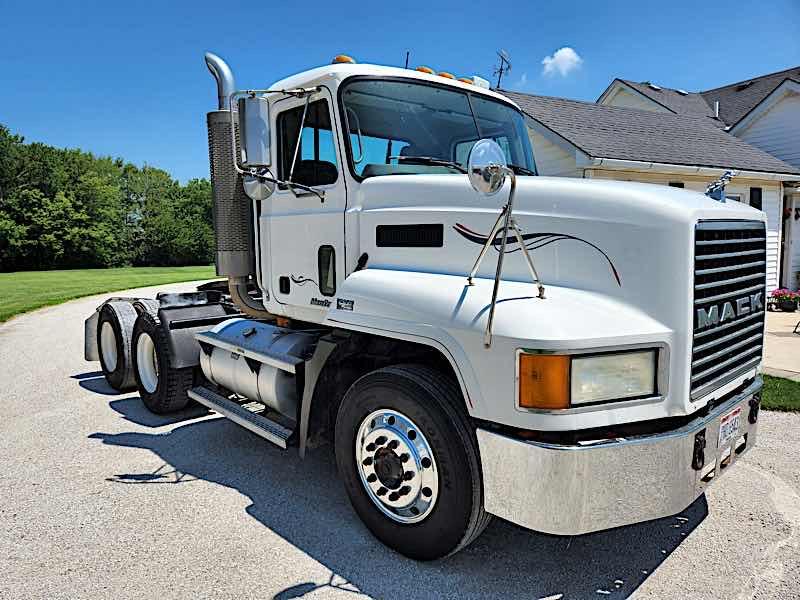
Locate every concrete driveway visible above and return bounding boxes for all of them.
[765,310,800,380]
[1,283,799,600]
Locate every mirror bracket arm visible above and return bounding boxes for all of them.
[465,165,546,348]
[248,168,326,203]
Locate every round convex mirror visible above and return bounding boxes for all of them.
[467,139,508,196]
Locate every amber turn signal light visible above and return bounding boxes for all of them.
[518,354,570,410]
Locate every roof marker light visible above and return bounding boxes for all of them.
[438,71,455,79]
[416,66,435,74]
[458,77,474,84]
[332,54,356,64]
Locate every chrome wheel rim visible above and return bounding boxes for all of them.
[100,322,118,371]
[355,409,439,524]
[136,333,159,394]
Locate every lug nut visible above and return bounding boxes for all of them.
[399,485,411,496]
[421,457,432,469]
[388,492,399,502]
[422,487,432,498]
[403,471,414,481]
[376,436,387,445]
[377,487,387,496]
[362,457,373,466]
[366,443,375,452]
[407,430,417,440]
[400,453,410,463]
[388,440,399,450]
[367,474,377,483]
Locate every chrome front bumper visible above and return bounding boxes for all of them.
[476,378,762,536]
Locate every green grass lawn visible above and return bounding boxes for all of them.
[0,266,219,322]
[762,375,800,412]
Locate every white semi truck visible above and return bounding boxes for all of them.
[84,52,765,560]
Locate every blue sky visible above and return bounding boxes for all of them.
[1,0,798,182]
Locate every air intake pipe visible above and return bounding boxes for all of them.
[204,52,274,319]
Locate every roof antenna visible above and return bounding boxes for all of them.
[493,50,511,89]
[404,51,410,69]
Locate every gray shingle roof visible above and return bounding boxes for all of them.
[502,90,800,176]
[700,66,800,126]
[617,79,720,123]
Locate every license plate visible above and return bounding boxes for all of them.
[718,406,742,448]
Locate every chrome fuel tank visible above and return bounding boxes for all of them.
[197,319,319,419]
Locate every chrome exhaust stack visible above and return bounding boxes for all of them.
[204,52,273,318]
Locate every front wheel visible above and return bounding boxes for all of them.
[335,365,490,560]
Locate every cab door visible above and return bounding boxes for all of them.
[264,89,347,319]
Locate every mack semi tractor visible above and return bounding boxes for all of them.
[84,52,765,560]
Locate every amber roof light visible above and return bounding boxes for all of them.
[332,54,356,64]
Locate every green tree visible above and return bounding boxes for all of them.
[0,123,215,272]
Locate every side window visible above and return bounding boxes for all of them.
[277,99,338,187]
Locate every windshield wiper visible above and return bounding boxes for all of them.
[508,164,535,176]
[389,155,467,174]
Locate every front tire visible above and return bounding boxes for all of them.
[335,364,490,560]
[131,311,193,414]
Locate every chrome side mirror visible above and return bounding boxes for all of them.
[237,95,271,168]
[467,139,507,196]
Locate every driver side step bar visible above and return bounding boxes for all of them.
[188,385,294,449]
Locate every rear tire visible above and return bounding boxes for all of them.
[97,301,137,391]
[132,311,193,414]
[335,364,490,560]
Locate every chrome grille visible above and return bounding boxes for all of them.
[692,221,766,399]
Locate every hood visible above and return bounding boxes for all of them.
[354,174,761,304]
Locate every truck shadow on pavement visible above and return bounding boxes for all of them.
[89,397,708,600]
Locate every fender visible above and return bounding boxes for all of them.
[325,268,675,431]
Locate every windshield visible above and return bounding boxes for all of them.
[340,78,536,180]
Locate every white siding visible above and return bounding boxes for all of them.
[736,93,800,169]
[588,170,782,291]
[528,128,580,177]
[601,87,669,113]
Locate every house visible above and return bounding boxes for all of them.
[598,67,800,289]
[501,90,800,292]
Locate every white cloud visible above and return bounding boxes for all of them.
[541,47,583,77]
[514,72,528,88]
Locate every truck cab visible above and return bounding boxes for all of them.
[84,53,765,560]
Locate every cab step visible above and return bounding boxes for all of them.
[188,385,294,449]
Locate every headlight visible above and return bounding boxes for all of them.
[571,350,657,405]
[518,349,658,410]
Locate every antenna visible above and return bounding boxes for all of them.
[404,50,410,69]
[493,50,511,89]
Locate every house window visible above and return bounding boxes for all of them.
[277,99,338,187]
[668,182,684,188]
[750,187,763,210]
